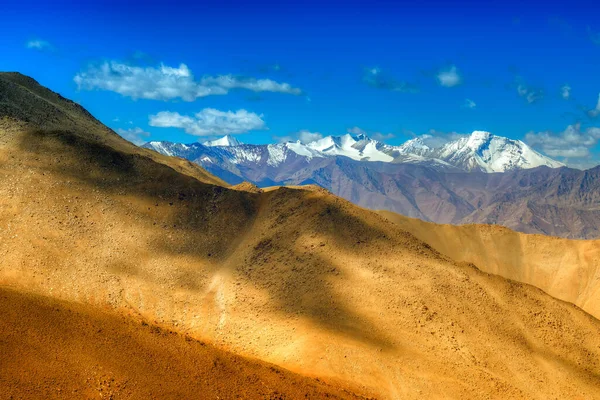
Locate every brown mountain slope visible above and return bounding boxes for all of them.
[379,211,600,320]
[2,74,600,398]
[338,162,600,239]
[259,157,600,239]
[0,287,366,399]
[0,72,227,187]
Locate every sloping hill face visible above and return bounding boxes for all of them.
[288,162,600,239]
[379,211,600,320]
[0,288,364,400]
[2,74,600,399]
[0,72,227,187]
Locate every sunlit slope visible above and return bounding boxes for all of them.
[3,126,600,398]
[379,211,600,320]
[0,288,367,399]
[1,74,600,399]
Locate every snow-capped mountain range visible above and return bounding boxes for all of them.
[141,131,600,239]
[144,131,563,177]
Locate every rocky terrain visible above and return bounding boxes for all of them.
[0,288,367,399]
[380,211,600,320]
[2,72,600,399]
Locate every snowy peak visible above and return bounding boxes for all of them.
[144,130,564,174]
[396,137,431,156]
[145,141,191,157]
[306,134,356,152]
[466,130,492,150]
[203,135,243,147]
[304,134,394,162]
[435,131,563,173]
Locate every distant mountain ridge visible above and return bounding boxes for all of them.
[430,131,564,172]
[143,132,600,239]
[145,129,562,176]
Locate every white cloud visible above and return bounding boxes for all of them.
[296,130,323,143]
[116,127,151,146]
[347,127,367,136]
[200,75,301,94]
[463,99,476,109]
[372,132,395,141]
[436,65,461,87]
[587,93,600,118]
[74,61,302,101]
[525,124,600,163]
[149,108,266,136]
[517,84,543,104]
[416,130,468,148]
[363,67,418,93]
[588,26,600,46]
[26,39,52,51]
[561,84,571,100]
[273,135,295,143]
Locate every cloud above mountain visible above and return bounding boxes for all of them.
[413,130,468,148]
[295,130,324,143]
[587,93,600,118]
[436,65,461,87]
[587,26,600,45]
[149,108,266,136]
[525,124,600,165]
[26,39,52,51]
[463,99,476,109]
[517,83,543,104]
[561,84,571,100]
[362,67,418,93]
[74,62,302,101]
[116,127,151,145]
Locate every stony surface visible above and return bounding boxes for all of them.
[0,288,367,399]
[2,72,600,399]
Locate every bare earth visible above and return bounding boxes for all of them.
[379,211,600,320]
[0,287,366,399]
[2,73,600,399]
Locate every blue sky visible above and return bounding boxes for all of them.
[2,0,600,168]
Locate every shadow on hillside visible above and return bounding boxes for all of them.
[16,128,410,350]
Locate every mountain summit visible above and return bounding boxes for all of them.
[203,134,243,147]
[431,131,564,172]
[303,133,396,162]
[144,130,563,174]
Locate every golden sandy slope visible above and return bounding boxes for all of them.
[2,74,600,398]
[0,287,365,399]
[379,211,600,320]
[3,125,600,399]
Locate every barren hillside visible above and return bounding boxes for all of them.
[379,211,600,320]
[2,73,600,399]
[0,288,367,399]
